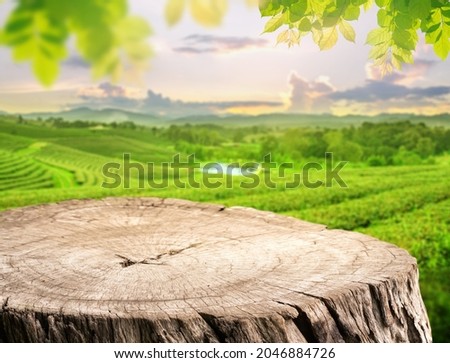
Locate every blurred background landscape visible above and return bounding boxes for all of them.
[0,0,449,342]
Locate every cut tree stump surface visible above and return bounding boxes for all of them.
[0,198,431,343]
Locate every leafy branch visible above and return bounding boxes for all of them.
[260,0,450,73]
[1,0,449,86]
[0,0,152,86]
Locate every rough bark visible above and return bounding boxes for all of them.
[0,197,432,343]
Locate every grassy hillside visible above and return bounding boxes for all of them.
[0,115,449,342]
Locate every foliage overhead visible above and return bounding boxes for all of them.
[260,0,450,73]
[165,0,228,27]
[164,0,258,27]
[0,0,450,85]
[0,0,152,86]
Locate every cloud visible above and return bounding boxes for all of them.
[75,83,283,117]
[63,56,90,69]
[141,89,283,116]
[329,81,450,115]
[287,60,450,115]
[288,73,335,113]
[171,46,217,54]
[77,83,145,109]
[78,83,147,99]
[173,34,269,54]
[330,82,450,103]
[365,59,437,86]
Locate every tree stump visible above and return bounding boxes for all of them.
[0,198,431,343]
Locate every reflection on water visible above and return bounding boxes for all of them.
[201,162,260,176]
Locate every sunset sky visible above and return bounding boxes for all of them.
[1,0,450,116]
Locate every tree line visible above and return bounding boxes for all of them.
[164,121,450,166]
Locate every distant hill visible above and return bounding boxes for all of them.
[170,112,450,128]
[21,107,165,125]
[3,108,450,128]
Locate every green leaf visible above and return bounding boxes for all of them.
[434,30,450,59]
[311,26,322,44]
[68,1,108,30]
[4,15,33,33]
[375,0,390,7]
[409,0,431,20]
[277,28,301,47]
[426,23,441,35]
[165,0,185,26]
[392,29,416,50]
[363,0,375,11]
[369,42,390,59]
[395,13,414,29]
[319,27,338,50]
[289,0,307,21]
[298,17,312,31]
[323,16,340,27]
[3,32,32,47]
[392,45,414,63]
[309,0,327,15]
[443,7,450,19]
[277,29,290,43]
[366,27,390,45]
[119,16,153,42]
[343,5,361,21]
[263,12,287,33]
[102,0,128,21]
[77,27,114,62]
[190,0,228,27]
[392,0,409,13]
[339,20,356,42]
[11,38,33,61]
[260,0,281,16]
[392,53,403,69]
[33,52,59,86]
[377,9,391,27]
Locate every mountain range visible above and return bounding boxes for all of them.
[2,107,450,128]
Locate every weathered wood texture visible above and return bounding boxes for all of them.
[0,198,431,343]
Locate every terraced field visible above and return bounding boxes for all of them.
[0,150,54,191]
[0,117,449,342]
[32,144,111,187]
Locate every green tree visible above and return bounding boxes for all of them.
[280,129,327,159]
[393,146,422,165]
[260,134,280,158]
[232,129,247,143]
[328,140,363,162]
[367,154,387,166]
[415,137,436,158]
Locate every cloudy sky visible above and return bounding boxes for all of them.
[0,0,449,117]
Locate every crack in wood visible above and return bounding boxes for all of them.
[146,243,203,263]
[115,242,202,268]
[275,300,317,343]
[197,312,227,343]
[1,297,9,311]
[290,289,361,342]
[115,254,164,268]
